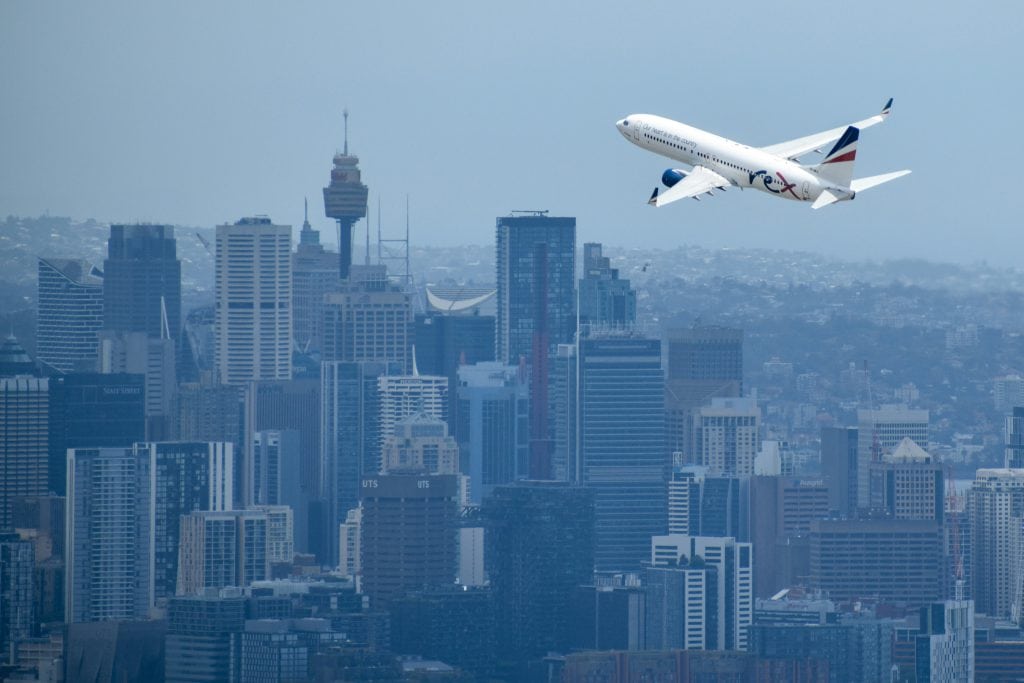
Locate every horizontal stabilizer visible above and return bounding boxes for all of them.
[811,189,842,209]
[850,169,911,192]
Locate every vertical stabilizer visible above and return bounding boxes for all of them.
[815,126,859,187]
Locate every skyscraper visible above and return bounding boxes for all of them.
[578,243,636,332]
[664,325,743,461]
[495,212,576,364]
[868,437,943,523]
[649,534,754,651]
[292,201,339,353]
[360,473,459,609]
[579,335,666,571]
[36,258,103,373]
[321,360,399,563]
[695,397,760,476]
[821,426,859,518]
[1006,407,1024,468]
[141,441,233,603]
[0,377,48,530]
[454,362,529,503]
[176,509,269,594]
[856,405,928,509]
[971,469,1024,619]
[322,110,368,281]
[377,373,448,455]
[97,330,176,439]
[0,533,34,658]
[66,447,152,622]
[482,482,594,674]
[102,224,181,341]
[322,265,414,372]
[48,373,145,496]
[214,217,292,385]
[381,412,459,475]
[915,598,975,682]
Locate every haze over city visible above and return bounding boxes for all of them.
[1,0,1020,263]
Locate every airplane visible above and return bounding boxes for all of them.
[615,99,909,209]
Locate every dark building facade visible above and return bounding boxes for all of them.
[495,213,576,364]
[578,243,636,332]
[165,592,246,683]
[103,224,181,340]
[0,377,48,531]
[47,373,145,495]
[415,311,495,422]
[359,473,459,609]
[482,482,594,674]
[664,325,743,460]
[579,336,666,571]
[36,258,103,374]
[821,426,859,518]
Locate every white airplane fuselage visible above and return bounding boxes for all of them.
[617,114,841,203]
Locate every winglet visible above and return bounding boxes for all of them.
[648,188,659,206]
[881,98,893,117]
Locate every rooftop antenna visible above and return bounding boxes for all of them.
[343,108,349,156]
[304,197,308,224]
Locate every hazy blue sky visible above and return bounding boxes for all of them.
[1,1,1019,264]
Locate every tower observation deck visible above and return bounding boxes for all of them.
[323,110,368,280]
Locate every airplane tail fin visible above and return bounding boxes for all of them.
[814,125,859,187]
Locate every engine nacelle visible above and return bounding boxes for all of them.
[662,168,687,188]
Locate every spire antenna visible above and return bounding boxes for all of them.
[304,197,308,224]
[343,108,349,156]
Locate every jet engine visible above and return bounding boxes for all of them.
[661,169,687,188]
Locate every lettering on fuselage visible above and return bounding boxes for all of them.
[749,170,800,199]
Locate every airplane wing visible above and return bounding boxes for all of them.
[760,98,893,161]
[648,166,729,207]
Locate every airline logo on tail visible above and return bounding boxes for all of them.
[821,126,859,165]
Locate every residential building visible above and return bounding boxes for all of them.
[176,509,270,594]
[695,397,760,476]
[0,377,48,530]
[971,469,1024,619]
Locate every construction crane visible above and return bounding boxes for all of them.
[195,232,213,257]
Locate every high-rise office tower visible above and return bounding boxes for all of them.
[102,224,181,341]
[0,533,34,657]
[321,360,399,563]
[821,426,859,517]
[482,482,594,674]
[322,111,368,281]
[579,335,666,571]
[414,293,496,422]
[176,509,270,594]
[994,376,1024,415]
[48,373,145,496]
[141,441,233,603]
[378,373,448,455]
[856,405,928,509]
[322,265,414,372]
[695,397,760,476]
[971,469,1024,619]
[455,362,529,503]
[359,473,459,609]
[292,201,339,353]
[66,447,152,622]
[664,326,743,461]
[214,217,292,385]
[98,330,176,439]
[251,430,301,512]
[915,598,975,682]
[249,378,321,499]
[1006,407,1024,468]
[578,243,636,332]
[868,438,943,522]
[552,343,579,482]
[381,412,459,475]
[749,476,829,598]
[668,466,752,539]
[36,258,103,373]
[0,377,48,530]
[495,212,576,364]
[809,518,942,606]
[649,534,754,651]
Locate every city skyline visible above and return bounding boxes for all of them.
[1,2,1021,265]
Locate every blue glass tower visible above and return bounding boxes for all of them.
[579,335,666,571]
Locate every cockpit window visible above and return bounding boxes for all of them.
[623,120,629,126]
